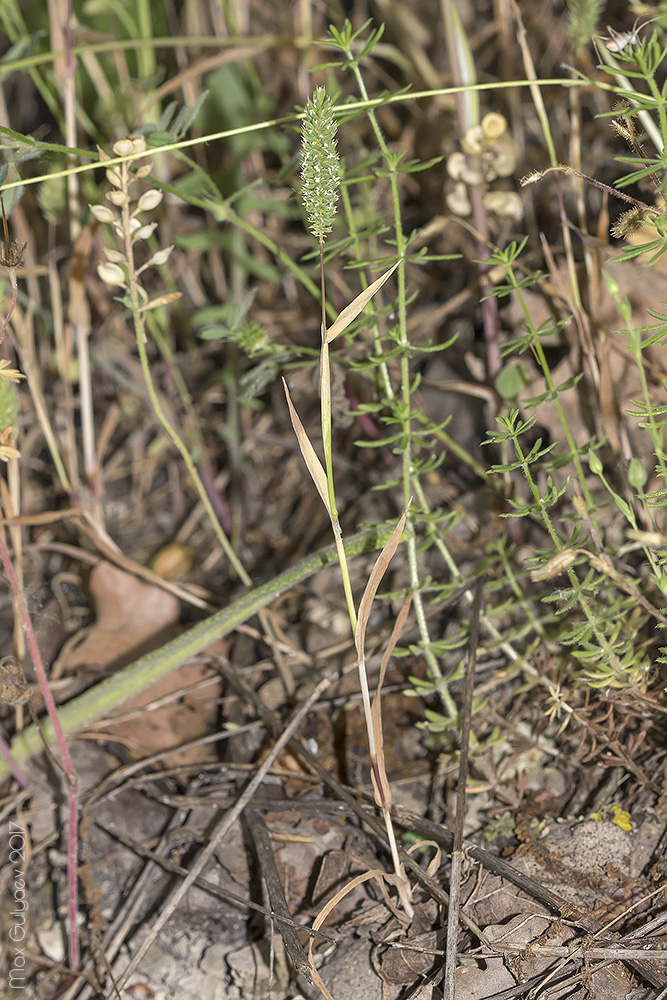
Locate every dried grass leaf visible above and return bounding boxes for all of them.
[283,378,331,517]
[325,262,399,343]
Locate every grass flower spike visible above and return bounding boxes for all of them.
[301,86,339,242]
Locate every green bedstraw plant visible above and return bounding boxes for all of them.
[478,19,667,700]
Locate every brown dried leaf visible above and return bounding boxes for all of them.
[283,378,331,517]
[54,561,180,675]
[355,506,410,665]
[325,262,399,343]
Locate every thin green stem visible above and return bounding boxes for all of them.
[118,160,251,586]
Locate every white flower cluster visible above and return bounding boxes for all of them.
[445,113,522,222]
[90,136,174,300]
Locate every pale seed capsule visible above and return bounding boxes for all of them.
[481,112,507,140]
[133,223,157,241]
[106,168,122,188]
[626,528,665,547]
[149,246,174,266]
[89,204,116,224]
[459,165,485,186]
[152,543,195,579]
[97,262,126,286]
[107,190,130,207]
[461,124,485,156]
[445,181,471,217]
[483,190,523,221]
[112,138,134,157]
[530,549,577,582]
[490,141,517,178]
[447,151,468,181]
[137,189,162,212]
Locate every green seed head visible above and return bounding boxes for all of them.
[301,86,339,241]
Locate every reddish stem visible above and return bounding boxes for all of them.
[0,530,80,972]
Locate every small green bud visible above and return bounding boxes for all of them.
[602,270,620,297]
[301,86,339,241]
[627,457,647,490]
[588,449,603,475]
[238,321,267,356]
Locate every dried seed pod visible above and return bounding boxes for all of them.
[106,168,122,188]
[90,204,116,224]
[482,190,523,221]
[445,181,471,216]
[137,189,163,212]
[97,261,126,286]
[139,291,182,312]
[446,151,468,181]
[107,190,130,207]
[461,124,485,156]
[112,138,135,157]
[146,246,174,267]
[490,139,518,178]
[611,207,652,239]
[103,248,126,263]
[481,112,507,140]
[588,553,617,578]
[133,223,158,242]
[530,549,577,582]
[626,528,666,547]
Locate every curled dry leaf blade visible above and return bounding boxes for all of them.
[325,261,400,343]
[371,595,412,813]
[308,868,404,1000]
[355,506,409,767]
[406,839,442,878]
[282,378,331,517]
[355,505,410,663]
